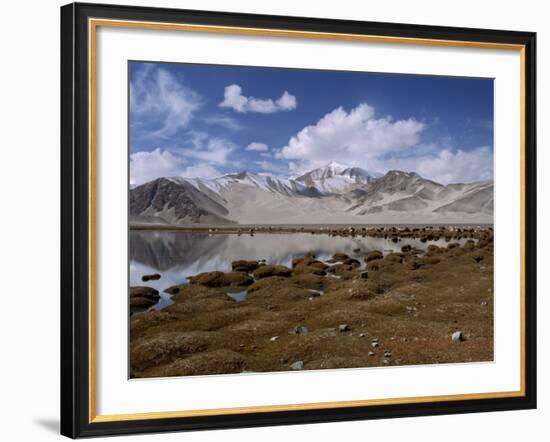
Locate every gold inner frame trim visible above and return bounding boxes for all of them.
[88,17,527,424]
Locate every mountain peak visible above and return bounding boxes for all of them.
[325,161,347,170]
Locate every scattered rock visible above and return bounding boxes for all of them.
[339,324,350,332]
[359,333,367,338]
[290,360,304,370]
[292,325,309,335]
[384,351,392,358]
[371,342,379,348]
[141,273,161,282]
[270,336,279,342]
[452,331,464,342]
[368,351,375,356]
[360,271,369,279]
[401,244,412,253]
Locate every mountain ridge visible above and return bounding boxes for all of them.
[130,164,493,225]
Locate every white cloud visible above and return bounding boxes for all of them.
[278,103,424,172]
[181,163,221,178]
[256,160,285,174]
[277,103,491,183]
[219,84,297,113]
[383,146,493,184]
[179,132,235,166]
[130,148,224,184]
[203,115,243,130]
[246,142,269,152]
[130,148,185,185]
[130,65,202,137]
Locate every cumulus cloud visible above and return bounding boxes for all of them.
[130,148,185,185]
[219,84,297,113]
[383,146,493,184]
[277,103,491,183]
[130,147,224,184]
[246,142,269,152]
[181,163,221,178]
[278,104,424,173]
[130,64,202,138]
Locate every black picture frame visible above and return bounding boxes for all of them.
[60,2,537,438]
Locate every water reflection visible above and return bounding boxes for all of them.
[130,230,466,311]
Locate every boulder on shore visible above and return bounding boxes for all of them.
[141,273,161,282]
[188,271,253,287]
[253,264,292,279]
[231,260,260,272]
[130,286,160,301]
[365,250,383,263]
[332,252,350,262]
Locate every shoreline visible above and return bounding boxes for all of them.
[130,223,494,234]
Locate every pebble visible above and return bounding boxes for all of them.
[359,333,367,338]
[384,351,392,358]
[290,361,304,370]
[382,359,390,365]
[339,324,350,332]
[292,326,308,334]
[371,342,379,348]
[452,331,464,342]
[368,351,375,356]
[270,336,279,342]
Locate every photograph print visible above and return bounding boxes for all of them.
[128,61,494,379]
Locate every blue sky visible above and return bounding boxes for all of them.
[129,61,493,185]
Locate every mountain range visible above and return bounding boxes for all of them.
[129,162,493,225]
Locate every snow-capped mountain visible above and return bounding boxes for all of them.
[294,161,379,193]
[129,164,493,225]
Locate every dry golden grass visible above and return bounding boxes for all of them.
[130,230,494,378]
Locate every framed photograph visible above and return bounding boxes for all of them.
[60,2,537,438]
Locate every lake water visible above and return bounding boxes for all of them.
[130,230,467,311]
